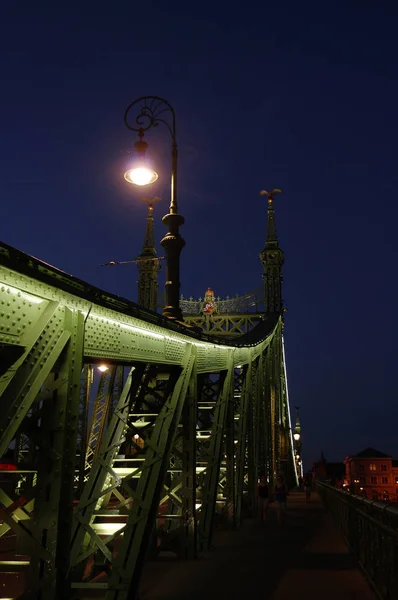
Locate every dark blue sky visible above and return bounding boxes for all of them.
[1,1,397,468]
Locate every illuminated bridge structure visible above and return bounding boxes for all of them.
[0,197,296,599]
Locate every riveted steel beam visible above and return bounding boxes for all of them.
[4,308,85,600]
[198,351,234,550]
[84,366,117,475]
[70,365,145,569]
[0,301,70,456]
[234,357,252,526]
[0,250,295,600]
[105,344,195,600]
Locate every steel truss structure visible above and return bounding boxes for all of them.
[183,313,263,337]
[0,241,296,600]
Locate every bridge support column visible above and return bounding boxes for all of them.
[180,361,198,559]
[234,358,252,526]
[198,353,234,551]
[22,309,83,600]
[223,380,236,527]
[247,356,261,517]
[106,346,195,599]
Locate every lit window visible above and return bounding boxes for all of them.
[369,464,376,471]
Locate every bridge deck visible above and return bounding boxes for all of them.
[139,491,376,600]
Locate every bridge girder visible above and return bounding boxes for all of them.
[0,249,296,600]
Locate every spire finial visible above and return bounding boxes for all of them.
[260,188,282,202]
[259,188,284,314]
[137,196,161,311]
[260,189,281,247]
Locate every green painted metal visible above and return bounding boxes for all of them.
[223,373,236,526]
[234,358,252,526]
[198,352,234,550]
[84,366,117,475]
[0,239,297,600]
[70,366,144,570]
[0,307,84,599]
[0,301,70,455]
[184,313,263,337]
[180,362,197,558]
[106,345,195,599]
[76,365,92,496]
[137,202,161,312]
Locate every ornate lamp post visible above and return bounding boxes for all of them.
[124,96,185,321]
[293,406,302,479]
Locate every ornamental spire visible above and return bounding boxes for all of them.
[259,189,284,314]
[295,406,301,435]
[260,188,281,248]
[136,197,161,311]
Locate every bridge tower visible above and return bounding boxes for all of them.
[259,189,284,314]
[136,198,161,311]
[258,189,294,487]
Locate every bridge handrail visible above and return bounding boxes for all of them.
[0,241,279,348]
[316,481,398,599]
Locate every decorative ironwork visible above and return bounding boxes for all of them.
[179,288,265,315]
[317,482,398,599]
[124,96,176,141]
[0,199,296,600]
[124,95,183,319]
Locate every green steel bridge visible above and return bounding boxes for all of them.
[0,187,300,599]
[1,214,396,600]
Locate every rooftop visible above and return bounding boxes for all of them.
[352,447,391,459]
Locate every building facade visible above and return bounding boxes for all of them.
[312,452,345,487]
[344,447,398,501]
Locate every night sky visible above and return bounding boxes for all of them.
[1,2,397,469]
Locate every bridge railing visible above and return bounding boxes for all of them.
[316,481,398,599]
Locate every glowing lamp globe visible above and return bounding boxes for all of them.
[97,364,109,372]
[293,432,300,441]
[124,167,158,186]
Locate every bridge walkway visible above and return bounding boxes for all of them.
[138,491,376,600]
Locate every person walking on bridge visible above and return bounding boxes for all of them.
[304,478,312,502]
[274,475,288,525]
[257,475,270,522]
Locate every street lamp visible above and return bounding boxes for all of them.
[293,432,301,442]
[124,135,158,186]
[124,96,185,321]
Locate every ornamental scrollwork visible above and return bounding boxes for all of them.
[124,96,176,139]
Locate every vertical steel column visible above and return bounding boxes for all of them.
[198,352,233,550]
[273,325,284,478]
[84,366,117,474]
[31,308,84,600]
[106,345,195,600]
[256,351,268,483]
[70,365,145,569]
[180,359,198,558]
[234,358,252,527]
[76,364,92,496]
[247,356,260,517]
[223,374,236,527]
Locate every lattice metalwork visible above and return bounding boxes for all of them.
[179,288,264,315]
[183,314,263,337]
[0,241,296,600]
[75,365,92,495]
[84,366,117,476]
